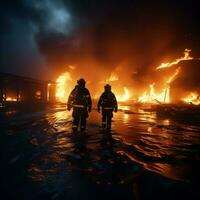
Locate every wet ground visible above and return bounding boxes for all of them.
[0,104,200,200]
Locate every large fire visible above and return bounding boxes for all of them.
[137,49,199,105]
[56,72,131,103]
[138,83,170,103]
[55,49,199,105]
[138,66,181,103]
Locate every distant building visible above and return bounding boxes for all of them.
[0,72,56,107]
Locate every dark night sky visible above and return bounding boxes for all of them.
[0,0,200,83]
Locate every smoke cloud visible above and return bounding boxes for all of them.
[0,0,200,94]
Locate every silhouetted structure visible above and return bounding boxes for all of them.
[0,72,56,107]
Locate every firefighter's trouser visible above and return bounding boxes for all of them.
[72,105,88,131]
[102,108,113,129]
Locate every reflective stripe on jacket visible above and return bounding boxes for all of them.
[73,104,85,108]
[67,86,92,109]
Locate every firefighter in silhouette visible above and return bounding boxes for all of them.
[98,84,118,130]
[67,78,92,131]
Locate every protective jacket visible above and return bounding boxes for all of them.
[67,86,92,111]
[98,91,118,129]
[98,91,118,112]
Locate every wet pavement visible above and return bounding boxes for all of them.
[0,104,200,200]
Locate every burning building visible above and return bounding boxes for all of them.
[170,60,200,104]
[53,49,200,106]
[136,49,200,105]
[0,72,56,108]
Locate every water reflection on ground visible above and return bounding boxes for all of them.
[0,104,200,199]
[115,105,200,181]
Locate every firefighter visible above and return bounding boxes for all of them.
[67,78,92,132]
[98,84,118,130]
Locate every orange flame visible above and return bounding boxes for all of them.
[182,92,200,105]
[55,48,198,105]
[138,83,170,103]
[138,66,182,104]
[116,87,130,102]
[156,49,193,70]
[167,67,181,84]
[56,72,72,103]
[107,72,119,82]
[6,97,17,102]
[138,48,195,104]
[99,72,119,84]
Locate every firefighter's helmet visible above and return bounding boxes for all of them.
[77,78,86,86]
[104,84,111,91]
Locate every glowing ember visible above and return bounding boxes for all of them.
[35,90,41,100]
[6,97,17,102]
[182,92,200,105]
[116,87,130,102]
[47,83,51,102]
[167,67,181,84]
[56,72,72,103]
[156,49,193,70]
